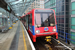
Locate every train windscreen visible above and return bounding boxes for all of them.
[35,10,55,27]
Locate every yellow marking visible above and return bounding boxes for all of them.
[45,36,51,42]
[21,24,27,50]
[49,47,52,50]
[58,41,60,43]
[49,42,52,44]
[46,36,51,38]
[13,23,16,24]
[9,27,12,29]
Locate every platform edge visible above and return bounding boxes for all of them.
[21,22,35,50]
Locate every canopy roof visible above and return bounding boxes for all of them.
[5,0,34,16]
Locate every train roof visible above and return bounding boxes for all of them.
[21,8,55,18]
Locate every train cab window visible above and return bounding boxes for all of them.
[35,11,55,27]
[42,14,49,27]
[49,13,55,26]
[35,14,41,27]
[42,13,55,27]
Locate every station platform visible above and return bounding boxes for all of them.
[0,21,35,50]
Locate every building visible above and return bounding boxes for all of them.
[44,0,56,13]
[70,0,75,44]
[56,0,70,41]
[25,0,44,14]
[34,0,44,8]
[45,0,75,45]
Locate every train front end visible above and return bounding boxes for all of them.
[34,9,58,42]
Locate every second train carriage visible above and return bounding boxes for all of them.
[21,9,58,42]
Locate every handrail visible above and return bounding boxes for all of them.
[58,31,75,43]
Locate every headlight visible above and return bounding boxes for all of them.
[53,29,56,32]
[36,30,40,33]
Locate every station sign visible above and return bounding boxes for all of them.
[7,6,10,11]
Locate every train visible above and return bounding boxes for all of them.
[21,8,58,42]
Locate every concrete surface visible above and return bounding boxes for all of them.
[0,21,18,50]
[0,21,32,50]
[18,22,32,50]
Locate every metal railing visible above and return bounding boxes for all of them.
[58,31,75,43]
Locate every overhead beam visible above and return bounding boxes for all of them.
[0,0,12,13]
[6,0,19,3]
[10,2,30,6]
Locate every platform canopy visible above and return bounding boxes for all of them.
[5,0,34,16]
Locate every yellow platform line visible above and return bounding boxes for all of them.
[21,24,27,50]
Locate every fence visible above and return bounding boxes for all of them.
[58,31,75,43]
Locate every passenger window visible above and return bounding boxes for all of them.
[29,14,32,25]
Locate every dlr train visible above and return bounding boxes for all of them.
[21,9,58,42]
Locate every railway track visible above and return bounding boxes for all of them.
[33,38,47,50]
[33,37,72,50]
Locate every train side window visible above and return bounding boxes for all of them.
[29,14,32,26]
[26,15,28,30]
